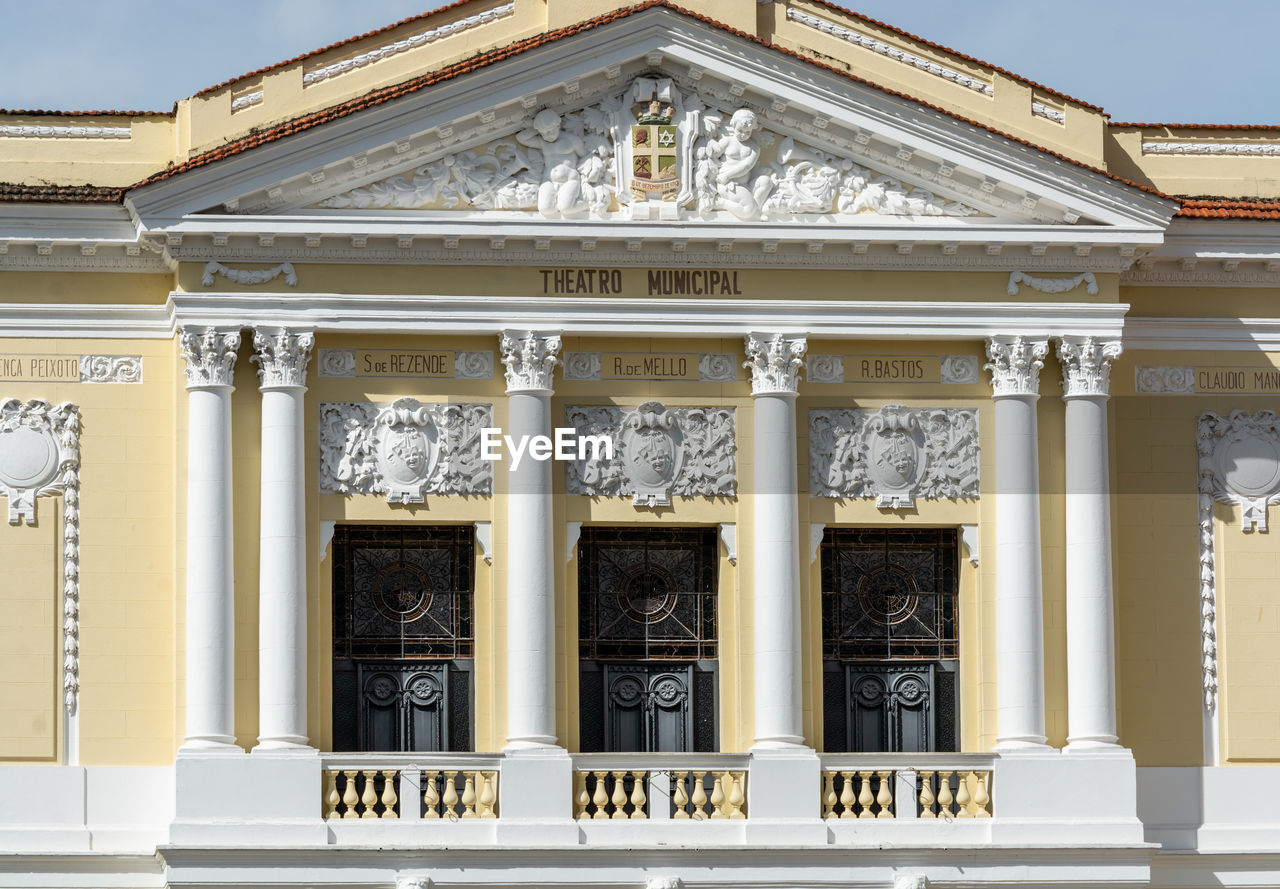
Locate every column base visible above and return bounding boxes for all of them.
[503,737,562,752]
[750,737,808,751]
[251,737,313,753]
[179,737,242,754]
[1065,736,1124,753]
[995,735,1052,752]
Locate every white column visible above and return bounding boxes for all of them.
[253,329,314,750]
[500,331,562,749]
[1058,337,1122,750]
[745,332,807,748]
[985,336,1050,750]
[180,327,241,751]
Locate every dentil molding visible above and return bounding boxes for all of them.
[0,398,81,713]
[565,402,736,506]
[745,333,807,395]
[1057,337,1122,398]
[500,331,561,392]
[810,404,980,508]
[985,336,1048,397]
[1196,410,1280,713]
[179,327,241,388]
[319,399,493,502]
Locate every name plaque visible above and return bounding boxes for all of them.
[602,353,701,380]
[1136,365,1280,395]
[356,350,454,378]
[0,355,81,382]
[539,268,746,297]
[846,356,941,383]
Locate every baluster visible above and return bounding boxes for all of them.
[875,770,894,819]
[839,771,857,819]
[917,770,936,819]
[610,770,629,820]
[690,771,708,820]
[360,770,379,819]
[591,771,610,820]
[936,770,955,818]
[822,772,837,819]
[380,770,399,819]
[856,771,875,819]
[630,771,648,820]
[422,770,440,819]
[956,770,973,818]
[442,770,460,818]
[324,771,341,819]
[341,770,360,819]
[972,771,991,818]
[479,771,498,819]
[709,772,727,819]
[727,771,746,819]
[672,772,690,819]
[575,772,591,819]
[461,772,478,818]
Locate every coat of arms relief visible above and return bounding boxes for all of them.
[313,76,979,222]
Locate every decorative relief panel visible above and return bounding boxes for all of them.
[319,399,493,502]
[565,403,735,507]
[79,356,142,383]
[310,76,984,224]
[316,349,494,379]
[1135,366,1194,394]
[0,398,81,712]
[1195,410,1280,713]
[810,404,980,508]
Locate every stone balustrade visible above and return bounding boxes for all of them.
[573,757,748,820]
[321,754,501,820]
[819,754,995,820]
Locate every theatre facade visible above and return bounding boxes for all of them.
[2,2,1280,887]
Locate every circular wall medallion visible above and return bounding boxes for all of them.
[373,564,434,624]
[856,564,920,626]
[617,565,678,625]
[1218,435,1280,499]
[0,425,59,491]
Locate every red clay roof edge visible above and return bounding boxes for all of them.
[805,0,1105,113]
[1113,122,1280,131]
[0,108,169,118]
[131,0,1173,206]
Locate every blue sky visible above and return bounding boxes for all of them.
[1,1,1276,125]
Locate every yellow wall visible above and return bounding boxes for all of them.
[0,512,58,760]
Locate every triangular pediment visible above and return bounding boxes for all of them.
[127,5,1176,267]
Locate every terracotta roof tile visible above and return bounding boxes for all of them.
[1177,199,1280,220]
[1112,122,1280,131]
[193,0,480,98]
[0,183,125,203]
[805,0,1105,112]
[0,108,168,117]
[131,0,1171,204]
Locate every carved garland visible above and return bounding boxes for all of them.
[809,404,980,507]
[320,399,494,501]
[202,261,298,287]
[565,403,736,506]
[1196,410,1280,713]
[1007,271,1098,296]
[0,399,81,713]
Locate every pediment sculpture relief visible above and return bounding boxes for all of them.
[810,404,980,508]
[565,402,735,507]
[319,399,493,502]
[313,76,979,222]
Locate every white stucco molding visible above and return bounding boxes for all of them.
[167,293,1129,341]
[1123,317,1280,352]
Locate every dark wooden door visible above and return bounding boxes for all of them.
[604,664,694,753]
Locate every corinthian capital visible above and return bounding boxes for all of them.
[180,326,241,389]
[252,328,315,390]
[744,333,807,395]
[984,336,1048,398]
[1057,337,1122,398]
[500,330,561,393]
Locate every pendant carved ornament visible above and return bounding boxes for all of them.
[565,402,736,507]
[320,399,493,502]
[810,404,980,508]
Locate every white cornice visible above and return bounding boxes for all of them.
[167,292,1128,339]
[126,8,1176,234]
[1123,317,1280,352]
[0,304,171,338]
